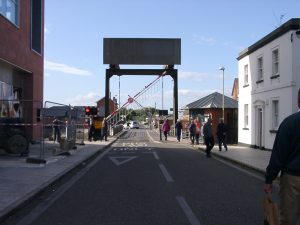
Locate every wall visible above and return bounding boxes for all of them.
[238,30,300,149]
[190,108,238,143]
[238,55,252,145]
[292,30,300,112]
[0,0,44,140]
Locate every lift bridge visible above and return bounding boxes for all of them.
[106,71,166,124]
[103,38,181,127]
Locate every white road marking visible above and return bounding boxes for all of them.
[158,164,174,182]
[109,156,138,166]
[153,151,160,160]
[146,130,160,143]
[176,196,202,225]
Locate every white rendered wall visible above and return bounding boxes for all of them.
[238,30,300,149]
[238,55,252,145]
[292,31,300,112]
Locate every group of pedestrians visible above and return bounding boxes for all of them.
[188,119,201,145]
[173,117,228,158]
[202,117,227,157]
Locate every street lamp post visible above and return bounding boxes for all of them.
[219,66,225,120]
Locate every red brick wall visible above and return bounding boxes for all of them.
[97,98,116,115]
[190,108,238,143]
[0,1,44,92]
[0,0,45,140]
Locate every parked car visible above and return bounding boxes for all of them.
[129,121,139,129]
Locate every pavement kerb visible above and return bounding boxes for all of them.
[151,128,266,176]
[196,146,266,175]
[0,131,125,223]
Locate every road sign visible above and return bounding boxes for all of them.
[159,110,168,116]
[128,97,134,103]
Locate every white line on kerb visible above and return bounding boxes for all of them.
[176,196,202,225]
[158,164,174,182]
[153,151,160,160]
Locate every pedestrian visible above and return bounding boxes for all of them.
[162,119,170,141]
[102,117,108,141]
[216,118,228,151]
[52,117,61,143]
[264,88,300,225]
[195,118,202,145]
[88,119,95,142]
[203,118,214,157]
[175,119,183,142]
[189,120,196,145]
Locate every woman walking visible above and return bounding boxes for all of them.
[162,119,170,141]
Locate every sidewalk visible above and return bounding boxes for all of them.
[0,136,118,222]
[150,128,271,175]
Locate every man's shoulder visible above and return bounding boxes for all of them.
[283,111,300,124]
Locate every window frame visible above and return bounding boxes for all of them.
[30,0,42,54]
[271,99,279,130]
[257,56,263,82]
[271,48,279,79]
[0,0,19,26]
[244,64,249,86]
[244,104,249,128]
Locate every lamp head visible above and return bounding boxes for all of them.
[219,66,225,71]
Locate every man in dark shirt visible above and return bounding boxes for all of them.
[203,118,214,157]
[52,117,61,143]
[264,88,300,225]
[216,118,228,151]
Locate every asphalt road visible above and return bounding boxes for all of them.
[4,128,271,225]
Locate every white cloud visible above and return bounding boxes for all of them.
[44,60,92,76]
[179,71,209,81]
[66,92,100,106]
[44,27,50,35]
[193,35,216,46]
[163,89,217,109]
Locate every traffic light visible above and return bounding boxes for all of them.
[84,106,98,116]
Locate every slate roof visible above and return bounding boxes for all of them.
[42,106,85,118]
[186,92,238,109]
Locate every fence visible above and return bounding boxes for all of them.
[42,101,82,156]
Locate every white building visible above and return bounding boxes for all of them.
[237,18,300,150]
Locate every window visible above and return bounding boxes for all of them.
[244,64,249,85]
[0,0,19,26]
[257,56,263,81]
[244,104,248,128]
[31,0,42,54]
[272,49,279,77]
[272,100,279,129]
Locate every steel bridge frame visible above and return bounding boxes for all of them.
[105,66,178,125]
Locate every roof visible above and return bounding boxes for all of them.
[237,18,300,60]
[42,106,84,118]
[231,78,239,96]
[186,92,238,109]
[96,97,115,104]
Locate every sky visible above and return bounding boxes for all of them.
[44,0,300,112]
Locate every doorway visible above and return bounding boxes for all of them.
[257,107,263,149]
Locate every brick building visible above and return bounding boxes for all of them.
[185,92,238,144]
[0,0,44,140]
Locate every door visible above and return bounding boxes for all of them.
[257,108,263,148]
